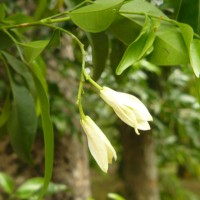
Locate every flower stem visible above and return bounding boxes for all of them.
[83,70,102,90]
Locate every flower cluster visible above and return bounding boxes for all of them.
[100,87,153,135]
[80,85,153,173]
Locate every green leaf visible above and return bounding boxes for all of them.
[69,0,124,33]
[5,13,33,24]
[119,0,166,17]
[23,40,49,63]
[0,93,11,127]
[178,23,194,51]
[108,193,125,200]
[46,29,61,49]
[0,172,14,194]
[2,52,36,95]
[0,3,6,21]
[15,177,44,199]
[109,15,142,45]
[87,31,109,80]
[190,39,200,77]
[178,0,200,34]
[15,177,68,199]
[147,25,189,65]
[0,31,14,50]
[116,17,158,75]
[7,81,37,163]
[30,62,54,199]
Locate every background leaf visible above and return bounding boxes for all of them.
[109,15,142,45]
[0,172,14,195]
[69,0,124,33]
[87,31,109,80]
[178,0,200,34]
[0,93,11,128]
[7,81,37,163]
[0,3,6,21]
[0,31,14,50]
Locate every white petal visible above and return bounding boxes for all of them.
[119,93,153,121]
[81,117,108,172]
[137,120,151,130]
[113,105,137,128]
[81,116,116,172]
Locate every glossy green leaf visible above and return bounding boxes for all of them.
[87,31,109,80]
[147,25,189,65]
[23,40,49,63]
[0,172,14,194]
[7,82,37,163]
[116,17,158,75]
[30,62,54,200]
[69,0,124,33]
[190,39,200,77]
[119,0,166,17]
[178,23,194,51]
[0,93,11,127]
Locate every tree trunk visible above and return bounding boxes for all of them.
[0,133,91,200]
[120,124,160,200]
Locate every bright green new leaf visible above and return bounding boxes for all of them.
[87,31,109,80]
[190,39,200,77]
[0,172,14,194]
[69,0,124,33]
[116,17,158,75]
[7,82,37,163]
[23,40,49,63]
[119,0,166,18]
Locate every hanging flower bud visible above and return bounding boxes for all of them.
[80,116,117,173]
[100,87,153,135]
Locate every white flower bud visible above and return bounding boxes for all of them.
[100,87,153,134]
[81,116,117,173]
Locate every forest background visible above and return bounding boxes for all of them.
[0,0,200,200]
